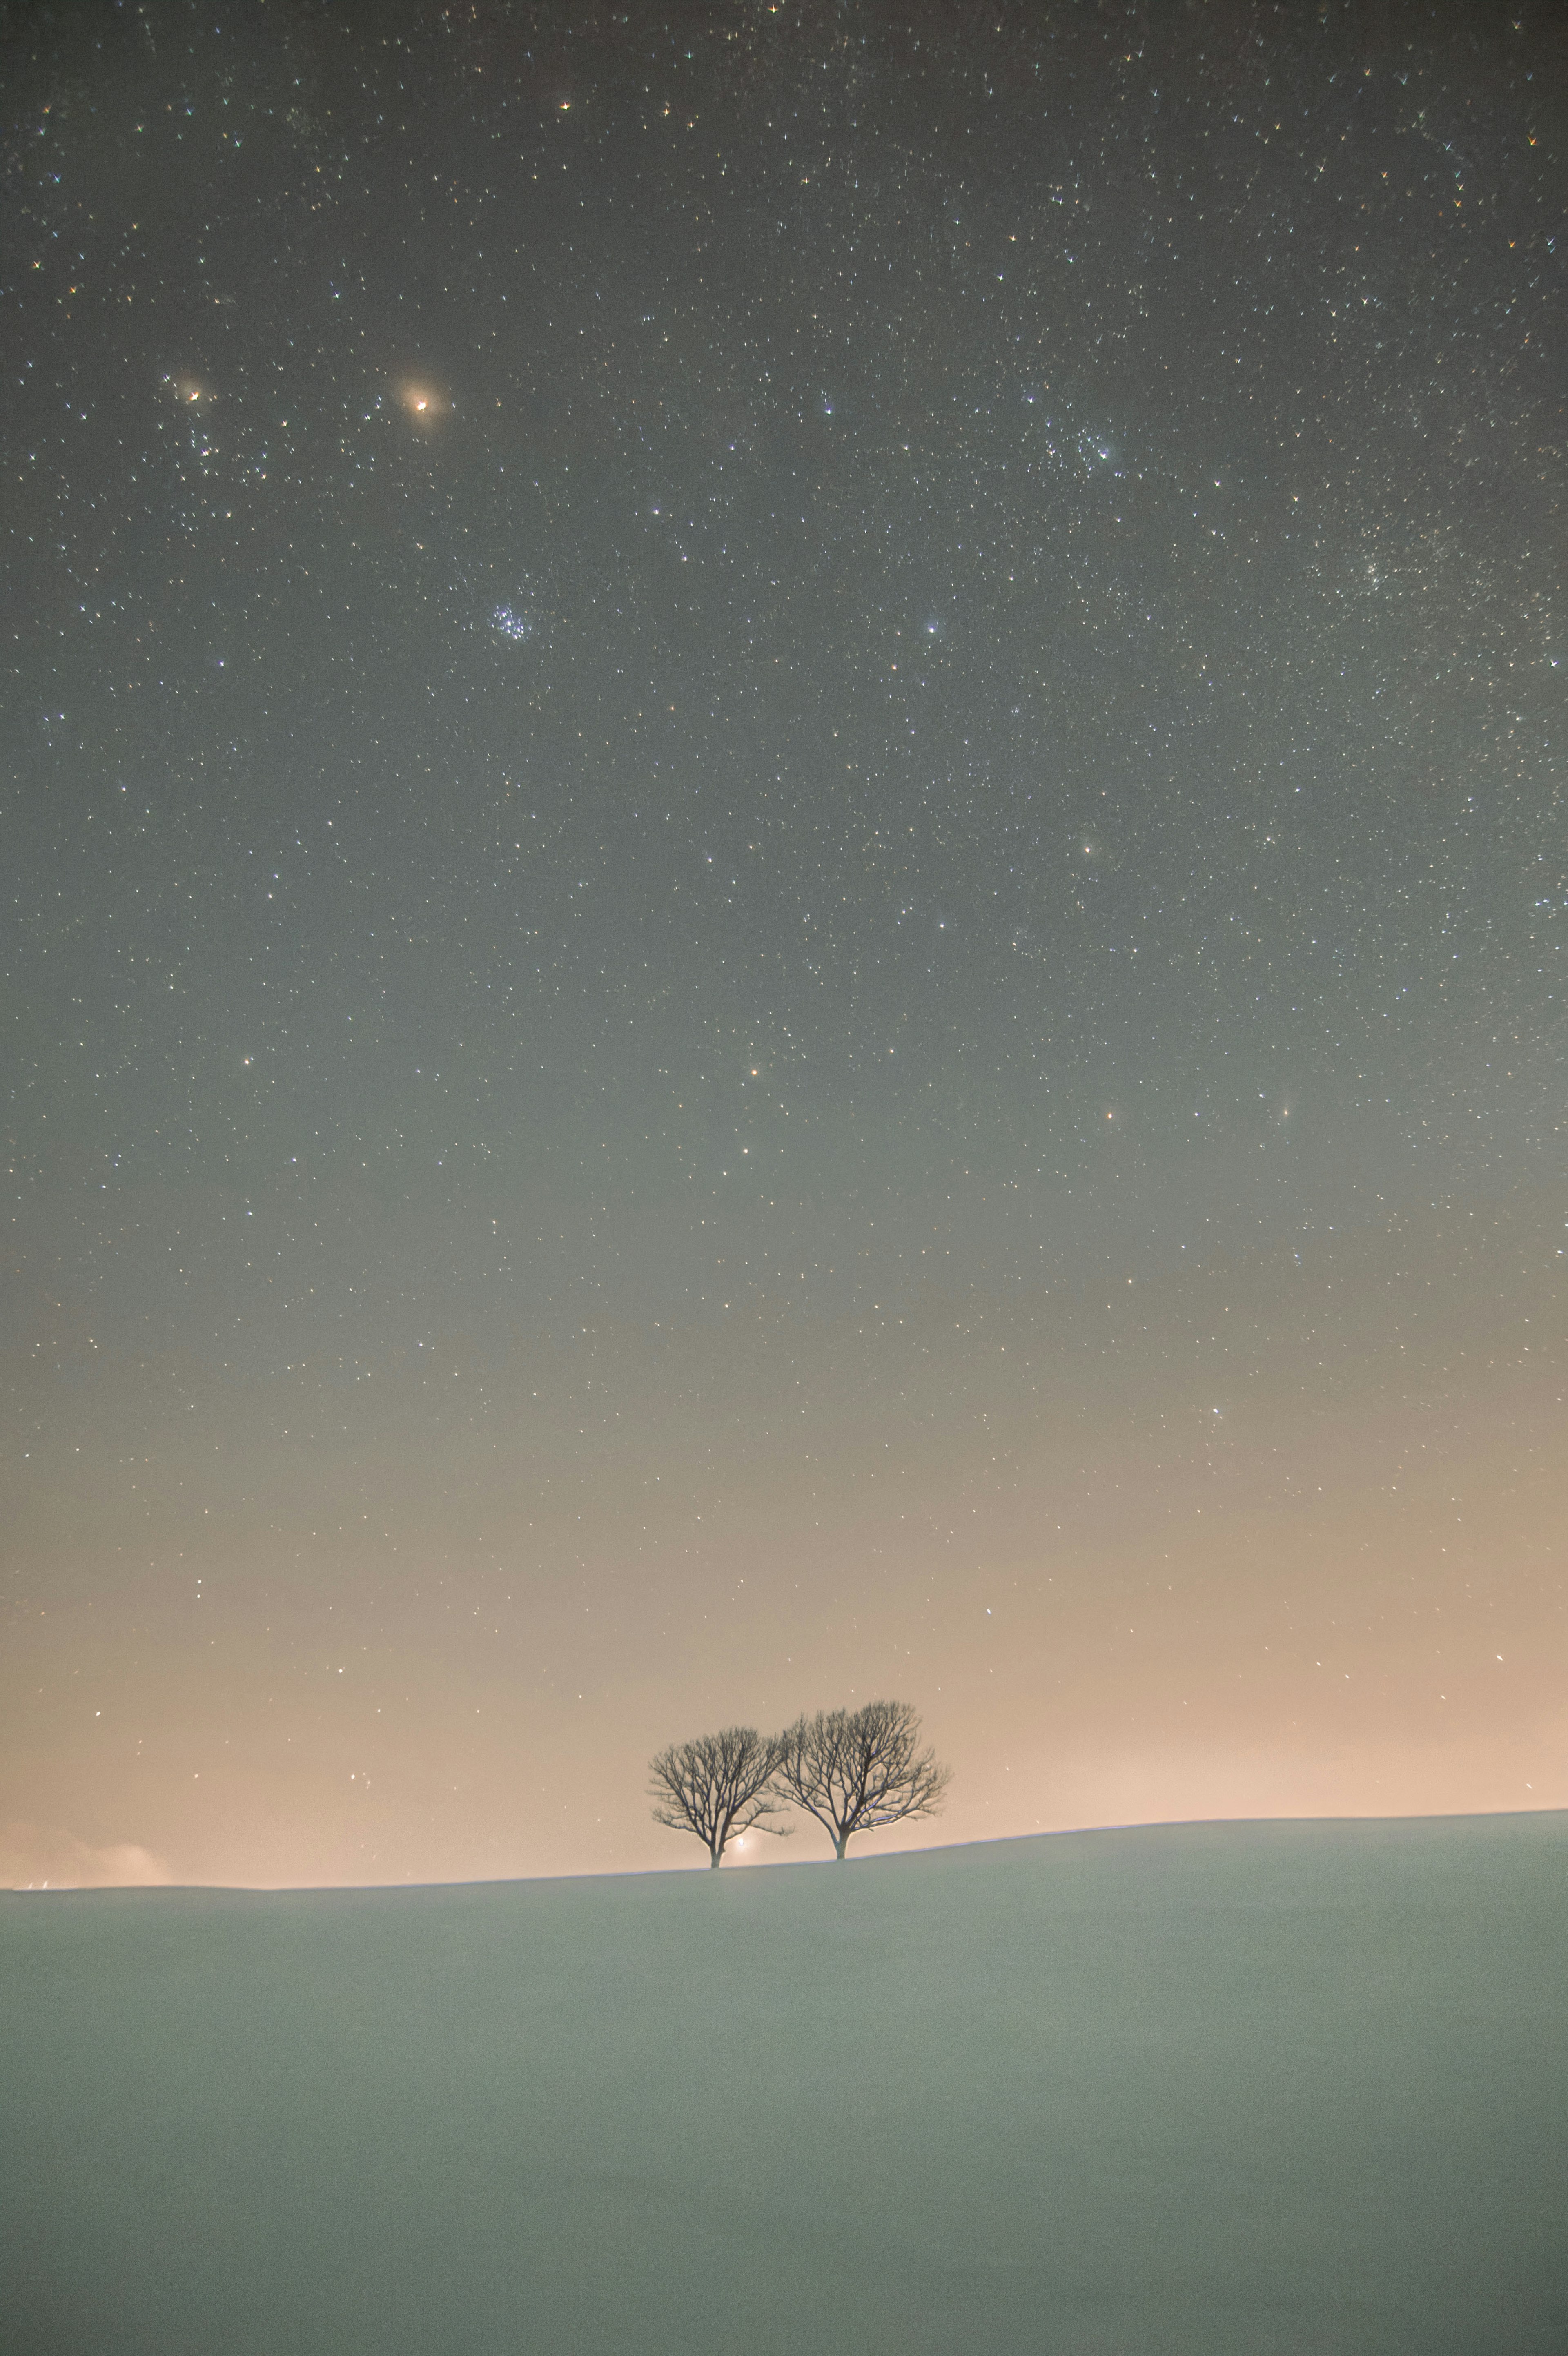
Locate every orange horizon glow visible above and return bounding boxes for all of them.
[6,1190,1564,1892]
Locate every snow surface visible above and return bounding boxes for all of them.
[2,1813,1564,2355]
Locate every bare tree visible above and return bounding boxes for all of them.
[648,1725,792,1867]
[773,1699,951,1860]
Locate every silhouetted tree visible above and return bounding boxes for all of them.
[648,1725,792,1867]
[773,1699,951,1859]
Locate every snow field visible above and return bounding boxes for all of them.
[2,1812,1564,2354]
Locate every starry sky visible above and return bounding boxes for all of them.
[3,0,1564,1889]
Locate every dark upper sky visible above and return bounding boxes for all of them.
[4,0,1564,1888]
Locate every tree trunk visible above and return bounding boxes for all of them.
[835,1833,849,1859]
[709,1848,724,1867]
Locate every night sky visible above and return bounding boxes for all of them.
[4,0,1563,1889]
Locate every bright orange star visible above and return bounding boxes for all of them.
[395,379,449,426]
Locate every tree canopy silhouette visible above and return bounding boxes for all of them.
[648,1725,791,1867]
[773,1699,951,1859]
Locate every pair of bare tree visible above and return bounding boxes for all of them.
[648,1699,951,1867]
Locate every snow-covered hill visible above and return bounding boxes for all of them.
[2,1813,1563,2354]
